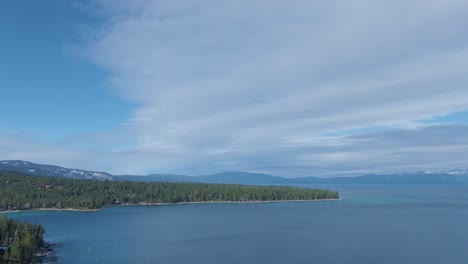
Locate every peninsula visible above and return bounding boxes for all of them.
[0,171,339,212]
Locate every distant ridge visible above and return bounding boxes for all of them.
[288,172,468,184]
[1,160,468,185]
[117,170,468,185]
[115,172,287,184]
[0,160,113,181]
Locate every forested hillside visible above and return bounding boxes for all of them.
[0,171,339,211]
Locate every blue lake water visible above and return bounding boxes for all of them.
[7,185,468,263]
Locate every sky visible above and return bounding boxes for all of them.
[2,0,468,177]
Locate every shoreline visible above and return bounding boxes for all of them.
[120,198,341,206]
[0,208,101,214]
[0,198,340,214]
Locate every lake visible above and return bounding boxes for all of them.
[7,184,468,263]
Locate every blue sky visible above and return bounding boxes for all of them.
[0,1,133,140]
[2,0,468,177]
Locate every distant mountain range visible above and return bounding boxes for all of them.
[1,160,468,185]
[117,172,288,184]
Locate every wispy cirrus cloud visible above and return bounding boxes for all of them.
[84,0,468,175]
[3,0,468,176]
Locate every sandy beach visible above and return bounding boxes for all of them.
[120,198,341,206]
[0,198,340,214]
[0,208,101,214]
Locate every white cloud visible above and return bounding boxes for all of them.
[5,0,468,177]
[80,0,468,175]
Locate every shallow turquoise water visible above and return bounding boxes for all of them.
[7,185,468,263]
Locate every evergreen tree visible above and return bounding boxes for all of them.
[0,171,339,211]
[0,216,45,263]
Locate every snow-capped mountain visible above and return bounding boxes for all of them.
[0,160,114,181]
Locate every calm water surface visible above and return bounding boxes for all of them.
[8,185,468,263]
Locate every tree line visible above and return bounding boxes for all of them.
[0,215,45,263]
[0,171,339,211]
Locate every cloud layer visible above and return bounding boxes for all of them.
[3,0,468,176]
